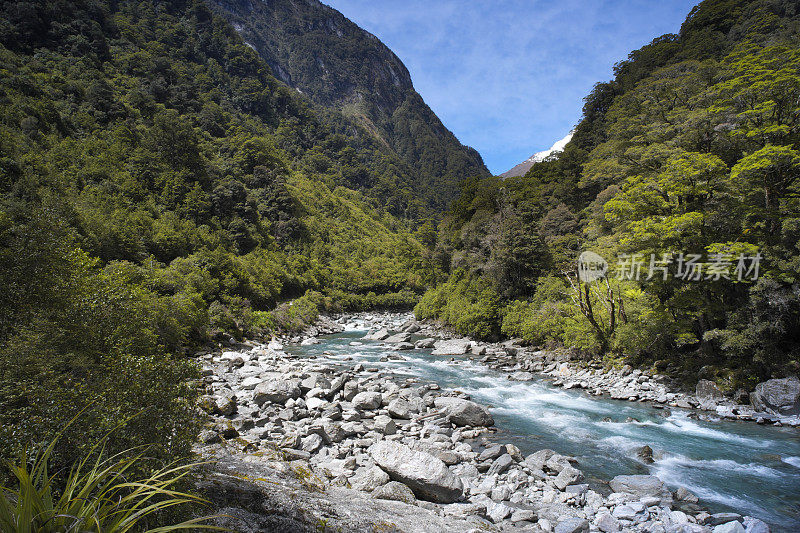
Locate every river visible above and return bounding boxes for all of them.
[286,322,800,531]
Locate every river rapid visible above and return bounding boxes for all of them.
[286,318,800,532]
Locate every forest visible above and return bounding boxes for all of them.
[1,0,799,528]
[416,0,800,393]
[0,0,451,481]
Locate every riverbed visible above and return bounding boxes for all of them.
[286,323,800,532]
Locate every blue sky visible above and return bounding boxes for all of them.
[324,0,699,175]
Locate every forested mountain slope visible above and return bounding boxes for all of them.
[0,0,443,470]
[417,0,800,390]
[208,0,490,211]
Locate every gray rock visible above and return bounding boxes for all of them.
[434,397,494,427]
[415,338,436,349]
[510,509,537,523]
[394,342,415,351]
[545,453,571,473]
[384,332,412,343]
[713,522,746,533]
[373,414,397,435]
[240,376,262,390]
[554,517,590,533]
[696,379,724,400]
[431,339,471,355]
[369,441,463,503]
[553,465,584,490]
[705,513,743,526]
[352,391,383,410]
[301,433,323,453]
[403,323,421,333]
[594,512,620,533]
[387,398,413,419]
[199,429,220,444]
[282,448,311,460]
[743,516,770,533]
[350,465,390,492]
[565,484,588,496]
[253,379,300,406]
[675,486,699,503]
[525,449,556,471]
[609,475,672,505]
[478,444,505,462]
[636,445,654,464]
[326,375,347,399]
[505,443,524,462]
[612,505,638,520]
[214,393,236,416]
[487,454,514,476]
[342,380,359,401]
[373,481,416,504]
[364,328,390,341]
[750,376,800,415]
[486,501,513,523]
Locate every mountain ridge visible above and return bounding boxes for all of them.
[208,0,490,210]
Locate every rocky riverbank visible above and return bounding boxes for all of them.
[195,313,777,533]
[386,314,799,429]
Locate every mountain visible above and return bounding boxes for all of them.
[500,132,574,178]
[207,0,490,211]
[0,0,452,469]
[417,0,800,384]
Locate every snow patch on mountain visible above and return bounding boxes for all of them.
[500,132,574,178]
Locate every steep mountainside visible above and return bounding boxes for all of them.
[416,0,800,386]
[0,0,446,469]
[208,0,490,210]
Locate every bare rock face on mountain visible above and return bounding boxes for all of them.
[208,0,489,211]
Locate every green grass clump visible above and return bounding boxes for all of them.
[0,434,222,533]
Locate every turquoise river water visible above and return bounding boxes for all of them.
[287,327,800,531]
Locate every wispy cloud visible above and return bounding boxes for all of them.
[324,0,698,174]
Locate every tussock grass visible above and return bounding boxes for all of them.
[0,431,224,532]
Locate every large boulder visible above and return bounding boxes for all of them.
[364,328,390,341]
[253,379,300,406]
[431,339,471,355]
[434,397,493,427]
[609,475,672,505]
[696,379,724,401]
[351,391,383,410]
[384,332,412,343]
[369,441,463,503]
[750,376,800,415]
[387,397,414,419]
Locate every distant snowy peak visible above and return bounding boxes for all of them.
[527,132,574,164]
[500,132,574,178]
